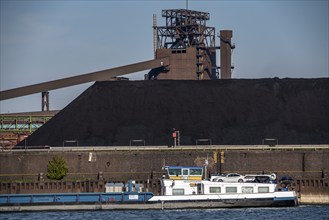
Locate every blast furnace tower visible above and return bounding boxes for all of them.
[147,9,234,80]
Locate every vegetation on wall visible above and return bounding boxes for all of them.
[46,155,68,180]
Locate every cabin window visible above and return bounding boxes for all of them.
[182,169,189,175]
[225,187,237,193]
[209,187,221,193]
[190,169,202,176]
[173,189,185,195]
[168,169,182,176]
[258,187,269,193]
[242,186,254,193]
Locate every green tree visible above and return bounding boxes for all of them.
[46,155,68,180]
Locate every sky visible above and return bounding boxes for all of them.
[0,0,328,113]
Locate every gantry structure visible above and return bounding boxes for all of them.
[149,9,217,80]
[156,9,216,49]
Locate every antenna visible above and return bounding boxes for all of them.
[186,0,188,10]
[153,14,157,59]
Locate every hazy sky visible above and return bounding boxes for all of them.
[1,0,328,113]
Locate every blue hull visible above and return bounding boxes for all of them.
[0,192,153,205]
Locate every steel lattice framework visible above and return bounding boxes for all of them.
[156,9,216,49]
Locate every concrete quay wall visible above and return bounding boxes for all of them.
[1,145,328,180]
[0,145,328,204]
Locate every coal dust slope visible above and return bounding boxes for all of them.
[23,78,329,146]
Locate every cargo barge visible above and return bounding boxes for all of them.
[0,166,298,211]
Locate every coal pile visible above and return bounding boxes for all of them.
[22,78,329,147]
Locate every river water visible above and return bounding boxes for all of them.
[1,205,328,220]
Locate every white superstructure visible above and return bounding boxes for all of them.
[149,166,298,208]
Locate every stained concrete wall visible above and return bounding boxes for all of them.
[221,150,329,179]
[1,148,328,181]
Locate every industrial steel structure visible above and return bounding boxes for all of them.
[156,9,216,49]
[0,115,52,133]
[0,111,58,148]
[148,9,234,80]
[0,57,169,101]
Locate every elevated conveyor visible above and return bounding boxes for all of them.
[0,57,169,100]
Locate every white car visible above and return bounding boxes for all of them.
[212,173,245,183]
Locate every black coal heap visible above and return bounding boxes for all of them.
[22,78,329,147]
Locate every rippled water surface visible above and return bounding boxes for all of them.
[1,205,328,220]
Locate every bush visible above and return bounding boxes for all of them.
[46,155,68,180]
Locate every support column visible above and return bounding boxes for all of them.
[41,91,49,111]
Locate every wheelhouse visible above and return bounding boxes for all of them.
[163,166,203,180]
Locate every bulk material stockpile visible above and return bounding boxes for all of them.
[21,78,329,147]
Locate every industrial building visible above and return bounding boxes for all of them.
[148,9,234,80]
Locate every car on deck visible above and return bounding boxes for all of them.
[211,173,245,183]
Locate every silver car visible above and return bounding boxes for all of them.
[213,173,245,183]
